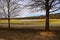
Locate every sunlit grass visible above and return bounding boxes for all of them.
[0,19,60,25]
[49,19,60,24]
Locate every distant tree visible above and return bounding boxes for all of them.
[25,0,60,30]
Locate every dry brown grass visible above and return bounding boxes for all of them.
[0,29,60,40]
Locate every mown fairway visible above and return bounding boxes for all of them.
[0,19,60,25]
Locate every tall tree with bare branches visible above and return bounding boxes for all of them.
[25,0,60,30]
[0,0,21,30]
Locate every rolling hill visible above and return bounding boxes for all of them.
[17,13,60,19]
[0,13,60,19]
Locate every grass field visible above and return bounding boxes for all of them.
[0,19,60,40]
[0,29,60,40]
[0,19,60,25]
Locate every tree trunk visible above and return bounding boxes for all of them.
[8,0,10,30]
[45,0,49,31]
[45,9,49,31]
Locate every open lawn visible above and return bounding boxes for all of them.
[0,19,60,25]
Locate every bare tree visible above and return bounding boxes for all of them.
[0,0,21,18]
[25,0,60,30]
[0,0,21,30]
[7,0,10,30]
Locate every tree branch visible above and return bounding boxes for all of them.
[50,7,60,13]
[49,0,55,9]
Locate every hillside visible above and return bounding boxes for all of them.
[49,13,60,19]
[0,13,60,19]
[19,13,60,19]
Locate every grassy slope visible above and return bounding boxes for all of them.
[0,19,60,25]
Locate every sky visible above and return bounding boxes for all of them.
[17,0,46,17]
[0,0,60,18]
[17,0,60,17]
